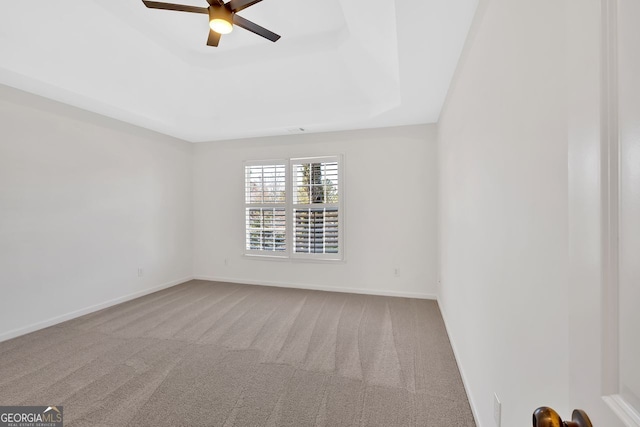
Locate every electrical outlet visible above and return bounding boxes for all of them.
[394,268,400,277]
[493,393,501,427]
[138,267,144,277]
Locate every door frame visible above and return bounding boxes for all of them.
[600,0,640,424]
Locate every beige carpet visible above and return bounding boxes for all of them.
[0,280,475,426]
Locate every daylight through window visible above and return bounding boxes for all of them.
[245,163,286,253]
[244,157,342,260]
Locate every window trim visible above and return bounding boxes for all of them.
[289,156,343,261]
[243,155,344,262]
[244,159,288,259]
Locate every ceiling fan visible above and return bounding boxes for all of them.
[142,0,280,47]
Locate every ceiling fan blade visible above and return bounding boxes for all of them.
[207,29,221,47]
[142,1,208,14]
[206,0,225,6]
[233,15,280,42]
[227,0,262,13]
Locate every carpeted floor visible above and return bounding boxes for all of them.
[0,280,475,426]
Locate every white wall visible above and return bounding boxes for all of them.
[193,125,438,299]
[437,1,570,426]
[0,84,194,341]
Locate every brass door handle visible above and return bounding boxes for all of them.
[533,407,593,427]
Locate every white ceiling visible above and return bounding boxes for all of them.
[0,0,477,142]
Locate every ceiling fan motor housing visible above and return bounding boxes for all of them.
[209,4,234,28]
[142,0,281,46]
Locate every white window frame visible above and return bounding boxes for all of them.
[244,159,288,258]
[243,155,343,261]
[289,156,343,261]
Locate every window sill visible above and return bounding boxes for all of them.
[243,253,345,264]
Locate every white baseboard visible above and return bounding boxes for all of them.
[437,297,481,427]
[0,276,193,343]
[0,275,435,344]
[193,275,437,300]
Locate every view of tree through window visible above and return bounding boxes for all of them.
[293,161,339,255]
[294,163,339,204]
[244,157,341,259]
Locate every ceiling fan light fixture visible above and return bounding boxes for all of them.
[142,0,281,47]
[210,18,233,34]
[209,6,233,34]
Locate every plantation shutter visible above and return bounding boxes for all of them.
[244,162,287,254]
[291,157,341,258]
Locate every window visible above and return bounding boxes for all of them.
[244,156,342,260]
[245,163,287,253]
[292,160,339,256]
